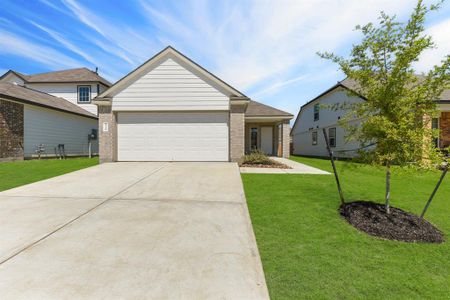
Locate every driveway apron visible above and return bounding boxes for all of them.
[0,162,268,299]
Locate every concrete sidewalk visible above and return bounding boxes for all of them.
[240,157,330,174]
[0,162,269,299]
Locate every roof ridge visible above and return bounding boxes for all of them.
[28,67,88,77]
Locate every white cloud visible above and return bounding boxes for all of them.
[253,74,309,97]
[137,0,415,91]
[61,0,155,66]
[0,29,83,69]
[415,18,450,72]
[28,20,97,65]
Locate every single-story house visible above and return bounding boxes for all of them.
[291,78,450,158]
[93,46,293,162]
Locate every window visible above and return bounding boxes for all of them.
[312,131,318,145]
[314,103,320,121]
[329,127,336,147]
[251,127,258,150]
[432,118,440,148]
[78,86,91,103]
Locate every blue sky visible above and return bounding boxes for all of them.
[1,0,449,117]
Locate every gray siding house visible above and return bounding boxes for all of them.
[291,78,450,158]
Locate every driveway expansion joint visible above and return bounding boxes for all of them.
[0,163,169,267]
[111,197,244,205]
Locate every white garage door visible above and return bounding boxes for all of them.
[117,112,229,161]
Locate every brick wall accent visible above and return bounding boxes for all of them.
[98,105,116,163]
[440,112,450,148]
[230,104,246,162]
[0,99,24,161]
[282,120,290,158]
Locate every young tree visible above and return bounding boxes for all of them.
[319,0,450,213]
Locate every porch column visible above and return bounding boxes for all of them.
[229,98,249,162]
[282,120,290,158]
[97,103,117,163]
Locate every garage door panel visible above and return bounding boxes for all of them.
[117,112,229,161]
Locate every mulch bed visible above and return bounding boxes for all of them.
[240,160,292,169]
[339,201,444,243]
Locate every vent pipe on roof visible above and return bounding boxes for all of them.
[95,67,98,74]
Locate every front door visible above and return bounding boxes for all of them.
[260,126,273,155]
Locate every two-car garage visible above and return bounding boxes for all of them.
[95,47,250,163]
[116,112,229,161]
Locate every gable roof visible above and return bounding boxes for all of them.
[0,82,97,119]
[97,46,246,100]
[339,77,450,101]
[292,76,450,133]
[246,100,293,118]
[0,68,111,87]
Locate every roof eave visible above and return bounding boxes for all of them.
[0,93,97,119]
[99,46,246,99]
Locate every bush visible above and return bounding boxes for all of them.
[242,150,272,165]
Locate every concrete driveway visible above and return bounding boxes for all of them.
[0,162,268,299]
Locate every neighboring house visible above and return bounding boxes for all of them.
[0,68,110,160]
[291,78,450,158]
[93,46,293,163]
[0,68,111,115]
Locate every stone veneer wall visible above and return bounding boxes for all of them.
[0,99,24,161]
[440,112,450,149]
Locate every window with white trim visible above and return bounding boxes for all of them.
[329,127,336,147]
[312,131,318,145]
[78,86,91,103]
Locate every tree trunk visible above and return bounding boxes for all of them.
[385,162,391,214]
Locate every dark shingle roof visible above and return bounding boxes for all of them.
[1,68,112,87]
[25,68,112,87]
[0,82,97,119]
[246,100,293,117]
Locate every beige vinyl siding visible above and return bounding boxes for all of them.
[112,58,229,111]
[23,104,98,157]
[26,83,107,115]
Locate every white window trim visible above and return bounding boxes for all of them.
[78,85,91,103]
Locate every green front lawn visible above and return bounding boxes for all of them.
[0,157,99,192]
[242,156,449,299]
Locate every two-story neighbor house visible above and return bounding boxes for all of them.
[291,78,450,158]
[0,68,111,160]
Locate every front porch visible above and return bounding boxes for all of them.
[244,119,290,158]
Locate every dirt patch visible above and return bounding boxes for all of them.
[240,159,292,169]
[339,201,444,243]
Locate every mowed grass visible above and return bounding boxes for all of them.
[242,156,450,299]
[0,157,99,192]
